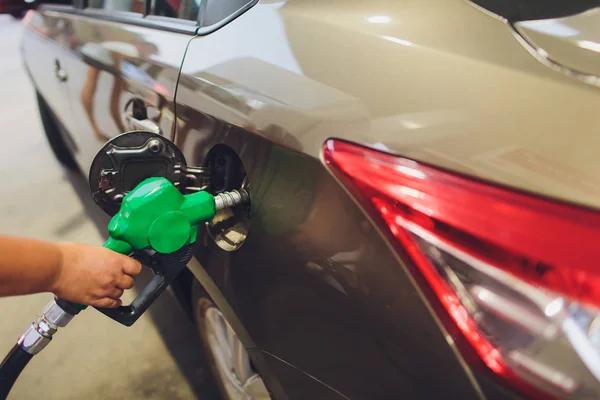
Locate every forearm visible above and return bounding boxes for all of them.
[0,235,62,297]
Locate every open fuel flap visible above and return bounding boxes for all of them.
[88,131,251,251]
[203,144,251,251]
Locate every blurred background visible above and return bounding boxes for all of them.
[0,14,218,400]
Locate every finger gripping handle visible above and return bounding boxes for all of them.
[94,246,193,326]
[60,238,135,311]
[103,237,133,255]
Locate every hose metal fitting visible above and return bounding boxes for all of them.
[17,300,75,355]
[214,189,250,211]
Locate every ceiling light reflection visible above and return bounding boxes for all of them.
[366,15,391,24]
[578,40,600,52]
[382,35,413,47]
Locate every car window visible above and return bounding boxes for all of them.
[87,0,146,13]
[150,0,201,22]
[200,0,252,27]
[149,0,254,28]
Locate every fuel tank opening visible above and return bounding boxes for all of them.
[204,144,250,251]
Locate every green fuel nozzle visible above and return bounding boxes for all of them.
[73,177,249,325]
[38,177,248,327]
[25,176,249,332]
[103,175,249,255]
[105,176,219,255]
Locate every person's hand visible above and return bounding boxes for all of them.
[50,242,142,308]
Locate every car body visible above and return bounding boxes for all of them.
[20,0,600,399]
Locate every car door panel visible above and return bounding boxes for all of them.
[21,7,75,136]
[29,4,193,171]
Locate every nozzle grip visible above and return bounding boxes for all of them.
[93,246,193,326]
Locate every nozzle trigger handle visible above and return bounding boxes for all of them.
[94,242,194,326]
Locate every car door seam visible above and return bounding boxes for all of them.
[261,350,351,400]
[171,32,199,143]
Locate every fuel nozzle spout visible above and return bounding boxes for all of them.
[214,189,250,211]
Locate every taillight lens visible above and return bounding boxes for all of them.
[323,139,600,399]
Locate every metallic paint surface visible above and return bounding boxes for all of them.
[174,0,600,397]
[22,5,190,168]
[21,0,600,398]
[178,0,600,211]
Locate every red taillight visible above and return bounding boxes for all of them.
[323,139,600,399]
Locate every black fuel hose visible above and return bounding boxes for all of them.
[0,345,32,400]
